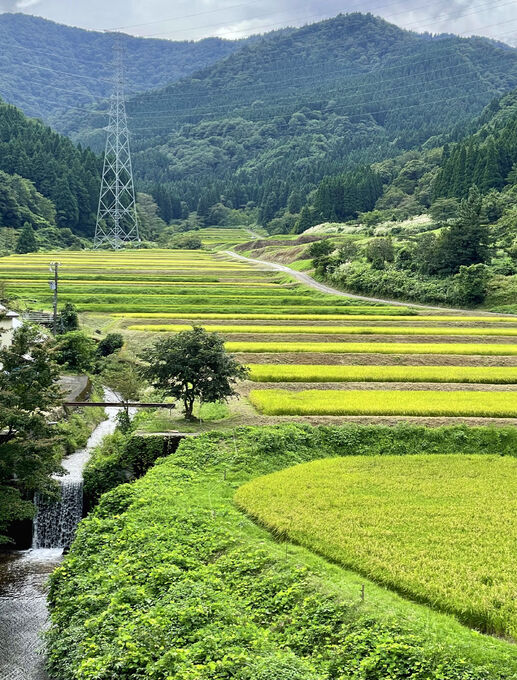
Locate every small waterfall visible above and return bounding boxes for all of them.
[32,482,84,550]
[31,388,126,551]
[0,389,130,680]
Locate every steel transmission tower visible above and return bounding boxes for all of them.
[94,39,140,249]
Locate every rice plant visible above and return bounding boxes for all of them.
[249,389,517,416]
[247,364,517,384]
[227,341,517,355]
[129,323,517,337]
[235,454,517,638]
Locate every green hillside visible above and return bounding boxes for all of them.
[0,99,100,242]
[0,13,252,123]
[90,13,517,223]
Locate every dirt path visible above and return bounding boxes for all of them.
[245,229,263,240]
[224,250,516,317]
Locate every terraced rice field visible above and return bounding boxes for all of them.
[2,248,517,421]
[249,389,517,417]
[248,364,517,383]
[235,454,517,638]
[195,227,255,249]
[129,323,517,337]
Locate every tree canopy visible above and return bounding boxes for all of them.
[0,325,63,542]
[141,326,249,420]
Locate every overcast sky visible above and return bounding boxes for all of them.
[1,0,517,45]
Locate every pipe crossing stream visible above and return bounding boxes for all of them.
[0,389,127,680]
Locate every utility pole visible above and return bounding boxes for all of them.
[94,35,140,249]
[49,262,60,335]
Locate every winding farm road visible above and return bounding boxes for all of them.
[224,250,515,317]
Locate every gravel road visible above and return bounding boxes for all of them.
[224,250,516,317]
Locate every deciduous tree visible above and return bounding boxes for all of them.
[141,326,248,420]
[0,325,62,542]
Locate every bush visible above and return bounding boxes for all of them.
[245,653,319,680]
[453,264,489,305]
[325,261,465,306]
[60,303,79,332]
[365,237,395,270]
[83,432,175,510]
[169,233,202,249]
[307,239,334,258]
[54,331,96,372]
[96,332,124,357]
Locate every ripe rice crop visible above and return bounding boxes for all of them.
[248,389,517,416]
[52,293,321,302]
[4,280,279,288]
[128,323,517,337]
[0,275,225,283]
[235,454,517,638]
[116,309,414,319]
[248,364,517,384]
[60,305,397,315]
[227,341,517,355]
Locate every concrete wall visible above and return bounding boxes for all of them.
[0,316,15,349]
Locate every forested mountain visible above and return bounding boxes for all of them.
[434,91,517,200]
[0,99,101,242]
[0,13,253,123]
[302,87,517,227]
[296,88,517,310]
[65,12,517,226]
[322,87,517,225]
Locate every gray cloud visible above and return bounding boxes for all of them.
[0,0,40,9]
[1,0,516,46]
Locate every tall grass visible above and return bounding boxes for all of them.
[249,389,517,416]
[248,364,517,384]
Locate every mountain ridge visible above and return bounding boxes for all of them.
[0,12,255,122]
[110,12,517,223]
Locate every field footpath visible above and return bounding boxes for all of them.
[225,250,517,316]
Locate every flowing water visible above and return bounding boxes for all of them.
[0,389,124,680]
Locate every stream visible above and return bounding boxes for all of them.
[0,389,124,680]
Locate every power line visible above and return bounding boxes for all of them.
[16,22,517,120]
[3,0,515,82]
[1,0,515,121]
[123,0,517,40]
[101,1,260,32]
[17,43,517,131]
[4,7,517,119]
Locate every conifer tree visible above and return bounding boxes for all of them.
[437,186,489,275]
[15,222,37,253]
[293,206,315,234]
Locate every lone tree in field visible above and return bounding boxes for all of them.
[141,326,249,420]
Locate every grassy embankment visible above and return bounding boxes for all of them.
[47,425,517,680]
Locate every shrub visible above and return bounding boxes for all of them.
[169,233,202,249]
[54,331,96,372]
[83,432,177,510]
[307,239,334,258]
[60,302,79,332]
[96,332,124,357]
